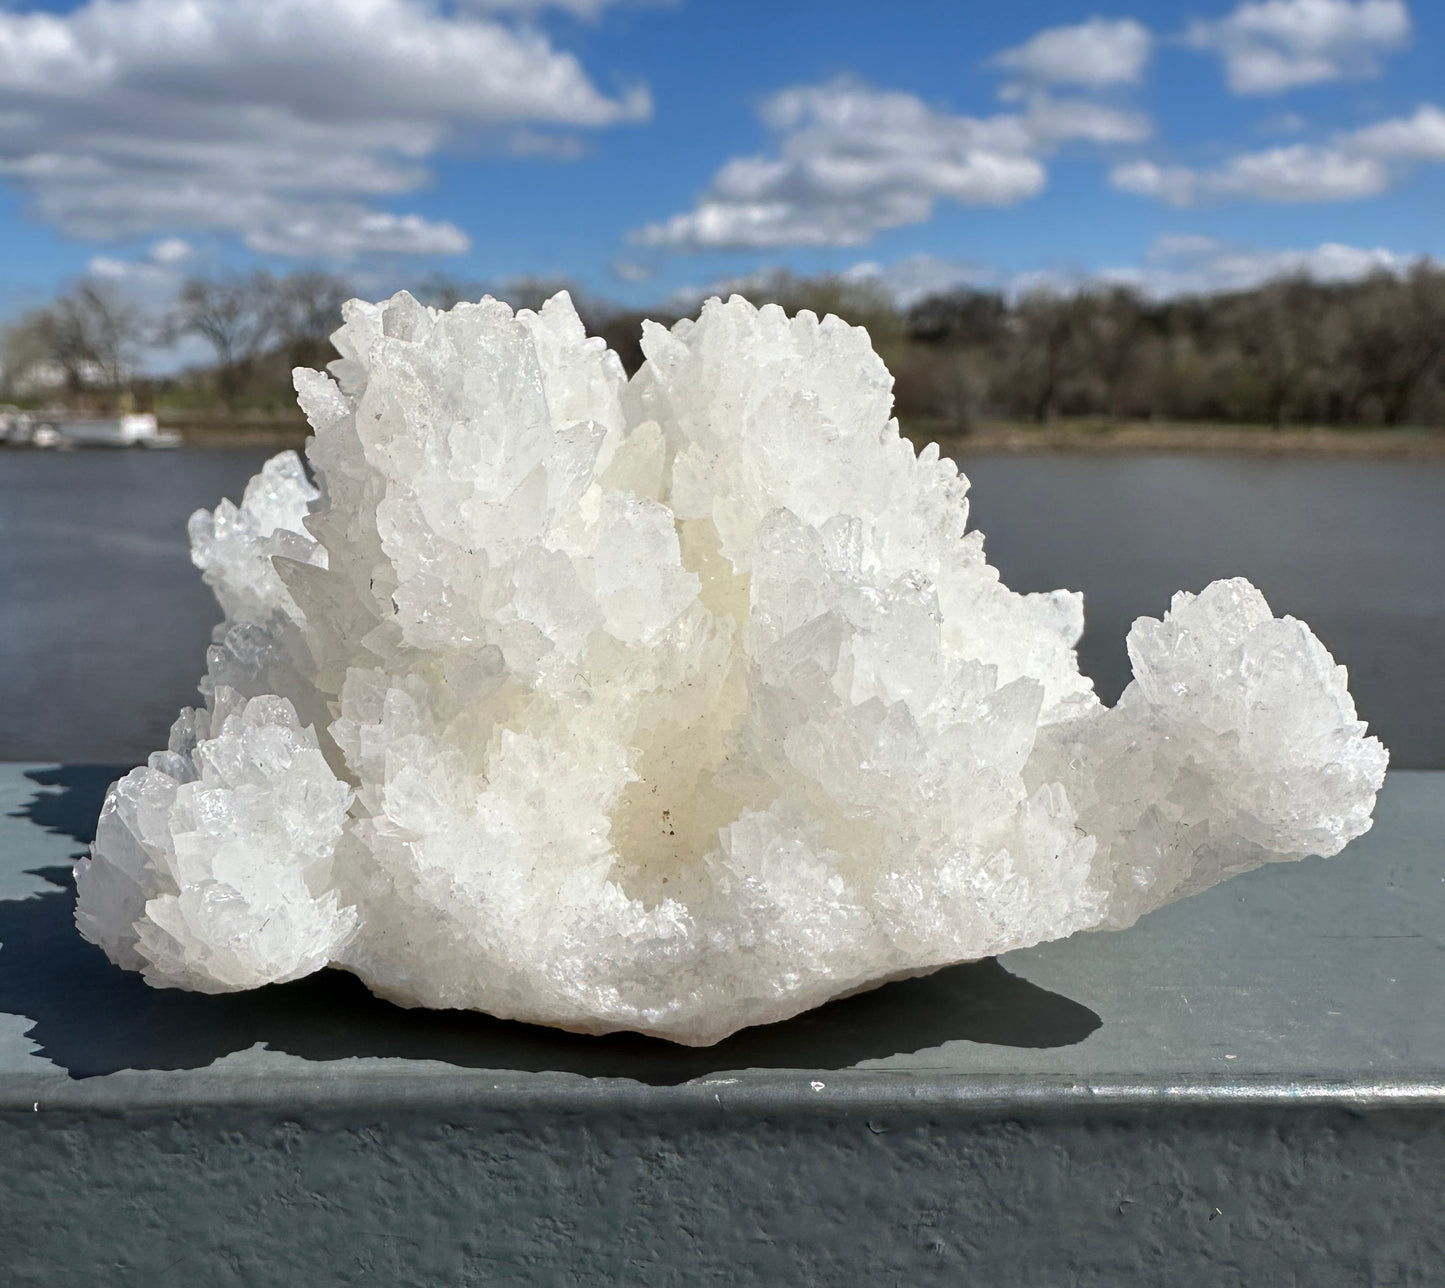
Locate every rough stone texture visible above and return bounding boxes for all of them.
[74,293,1386,1043]
[6,1102,1444,1288]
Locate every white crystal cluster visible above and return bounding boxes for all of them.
[75,292,1388,1045]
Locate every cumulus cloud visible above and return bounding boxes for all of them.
[1347,103,1445,160]
[0,0,648,256]
[659,258,992,313]
[243,211,472,258]
[82,248,192,319]
[1111,146,1389,204]
[1186,0,1411,95]
[610,259,656,282]
[1256,110,1309,134]
[1118,233,1420,295]
[1111,102,1445,206]
[634,81,1149,251]
[85,237,195,283]
[462,0,662,16]
[87,255,173,284]
[1015,92,1153,145]
[994,236,1418,299]
[993,17,1153,87]
[148,238,194,265]
[843,254,998,307]
[666,239,1425,318]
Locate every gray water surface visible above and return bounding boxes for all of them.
[2,449,1440,766]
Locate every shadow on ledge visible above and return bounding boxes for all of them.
[18,764,123,846]
[3,766,1101,1085]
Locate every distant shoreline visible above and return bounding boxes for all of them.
[158,414,307,450]
[155,414,1445,459]
[913,420,1445,459]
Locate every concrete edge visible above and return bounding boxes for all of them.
[5,1071,1444,1116]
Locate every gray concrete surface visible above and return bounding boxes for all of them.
[2,764,1443,1283]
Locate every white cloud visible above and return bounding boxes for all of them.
[1016,93,1152,145]
[994,237,1420,299]
[844,254,998,307]
[1186,0,1411,95]
[665,239,1429,317]
[244,210,472,258]
[1257,110,1309,134]
[610,259,656,282]
[634,81,1148,251]
[1345,103,1445,160]
[1146,233,1227,259]
[660,258,994,313]
[87,254,172,283]
[83,250,189,317]
[1117,234,1420,295]
[1111,145,1389,204]
[0,0,648,257]
[460,0,647,16]
[148,238,194,265]
[994,17,1153,87]
[505,129,589,160]
[1111,101,1445,206]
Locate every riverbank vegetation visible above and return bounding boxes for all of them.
[3,263,1444,452]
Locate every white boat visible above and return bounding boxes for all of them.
[11,411,181,449]
[0,406,33,445]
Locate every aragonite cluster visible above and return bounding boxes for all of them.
[75,292,1387,1045]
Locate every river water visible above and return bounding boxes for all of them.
[2,448,1440,767]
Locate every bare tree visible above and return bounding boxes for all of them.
[1078,287,1145,421]
[1340,264,1445,425]
[499,276,587,315]
[274,270,352,370]
[8,281,141,400]
[0,316,52,398]
[906,289,1007,347]
[901,289,1008,434]
[169,270,279,404]
[410,272,486,311]
[1009,290,1083,423]
[892,344,989,434]
[1216,278,1321,429]
[731,269,903,345]
[8,259,1442,430]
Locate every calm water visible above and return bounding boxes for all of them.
[2,449,1441,767]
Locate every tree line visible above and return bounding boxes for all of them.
[0,269,350,410]
[4,262,1444,431]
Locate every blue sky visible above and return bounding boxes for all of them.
[0,0,1441,319]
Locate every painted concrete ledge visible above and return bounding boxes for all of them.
[2,765,1443,1285]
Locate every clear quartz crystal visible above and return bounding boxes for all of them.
[74,292,1388,1045]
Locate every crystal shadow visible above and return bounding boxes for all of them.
[4,767,1101,1085]
[19,764,122,846]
